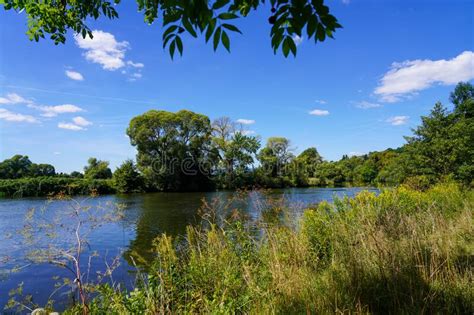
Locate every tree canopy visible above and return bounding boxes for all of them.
[126,109,215,191]
[0,155,55,179]
[1,0,341,57]
[404,85,474,184]
[113,159,145,193]
[84,157,113,179]
[296,147,322,177]
[211,117,260,188]
[258,137,293,177]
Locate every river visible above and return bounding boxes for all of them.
[0,187,378,311]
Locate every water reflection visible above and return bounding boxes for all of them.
[118,187,378,268]
[0,187,378,310]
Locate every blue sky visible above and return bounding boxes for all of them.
[0,0,473,173]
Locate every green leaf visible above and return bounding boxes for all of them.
[222,23,242,34]
[169,40,176,59]
[218,12,238,20]
[282,37,290,57]
[316,24,326,41]
[326,28,334,39]
[271,32,283,51]
[221,31,230,52]
[213,26,221,50]
[163,11,181,24]
[163,25,178,39]
[182,18,197,38]
[212,0,230,10]
[288,36,297,56]
[175,36,183,56]
[163,33,174,48]
[205,19,216,42]
[307,16,317,38]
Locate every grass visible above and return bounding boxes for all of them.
[60,183,473,314]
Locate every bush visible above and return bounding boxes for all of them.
[113,160,145,193]
[0,177,115,197]
[402,174,435,191]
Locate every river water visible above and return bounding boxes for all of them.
[0,187,378,311]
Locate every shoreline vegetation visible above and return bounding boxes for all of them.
[1,83,473,198]
[80,183,473,314]
[7,183,473,314]
[0,177,372,199]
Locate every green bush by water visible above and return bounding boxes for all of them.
[63,183,473,314]
[0,177,115,198]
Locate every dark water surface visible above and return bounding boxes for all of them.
[0,187,377,311]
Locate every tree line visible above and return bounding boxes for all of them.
[0,82,472,196]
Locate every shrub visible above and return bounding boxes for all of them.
[0,177,115,197]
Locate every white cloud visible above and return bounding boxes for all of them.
[72,116,92,126]
[29,104,84,117]
[58,122,85,131]
[355,101,382,109]
[0,93,33,105]
[241,130,256,135]
[58,117,92,131]
[53,152,61,155]
[127,61,144,68]
[348,151,364,157]
[75,30,130,71]
[292,35,303,46]
[375,51,474,102]
[237,119,256,125]
[0,108,37,123]
[315,99,327,104]
[309,109,330,116]
[65,70,84,81]
[127,72,143,82]
[386,115,409,126]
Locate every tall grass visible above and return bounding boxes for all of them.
[67,183,473,314]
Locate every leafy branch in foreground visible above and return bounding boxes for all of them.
[1,0,342,58]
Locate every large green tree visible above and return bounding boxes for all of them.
[113,159,145,193]
[0,155,33,179]
[30,163,56,177]
[1,0,341,57]
[404,82,474,184]
[296,147,322,178]
[258,137,294,177]
[127,109,215,191]
[84,157,113,179]
[212,117,260,188]
[0,155,56,179]
[450,81,474,118]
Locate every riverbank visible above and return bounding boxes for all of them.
[0,176,380,198]
[0,177,115,198]
[54,183,472,314]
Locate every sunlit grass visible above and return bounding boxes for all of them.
[62,183,473,314]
